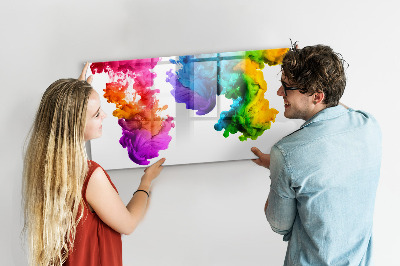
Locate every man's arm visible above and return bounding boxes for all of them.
[266,189,296,238]
[265,146,297,239]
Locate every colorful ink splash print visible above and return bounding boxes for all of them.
[214,48,289,141]
[167,48,289,141]
[89,47,289,166]
[166,56,217,115]
[90,59,175,165]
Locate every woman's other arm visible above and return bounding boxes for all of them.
[86,158,165,235]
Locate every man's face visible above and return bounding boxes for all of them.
[277,73,315,121]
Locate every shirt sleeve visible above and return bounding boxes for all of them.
[266,145,297,241]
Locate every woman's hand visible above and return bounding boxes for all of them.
[141,158,166,186]
[78,62,93,84]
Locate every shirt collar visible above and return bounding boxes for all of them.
[301,105,349,129]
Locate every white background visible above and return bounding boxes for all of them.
[1,0,399,265]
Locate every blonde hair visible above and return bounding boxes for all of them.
[23,79,93,265]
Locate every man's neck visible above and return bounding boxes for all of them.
[304,104,327,121]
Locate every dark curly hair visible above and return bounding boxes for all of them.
[282,44,347,107]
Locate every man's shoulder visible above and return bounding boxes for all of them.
[273,128,310,158]
[348,109,380,127]
[274,107,381,156]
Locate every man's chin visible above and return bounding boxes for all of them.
[284,111,299,120]
[283,111,292,119]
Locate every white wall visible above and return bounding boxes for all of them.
[1,0,399,265]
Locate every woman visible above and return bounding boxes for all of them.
[22,63,165,265]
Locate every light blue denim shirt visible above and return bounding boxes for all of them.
[266,105,382,266]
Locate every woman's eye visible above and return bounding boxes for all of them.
[95,112,100,117]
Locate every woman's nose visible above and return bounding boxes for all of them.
[101,110,107,119]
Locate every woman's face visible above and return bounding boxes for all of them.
[84,90,106,141]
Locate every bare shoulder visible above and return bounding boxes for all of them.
[85,163,133,234]
[91,166,107,180]
[86,167,114,199]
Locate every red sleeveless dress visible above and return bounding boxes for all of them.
[64,160,122,266]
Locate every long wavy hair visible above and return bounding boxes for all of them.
[23,79,93,265]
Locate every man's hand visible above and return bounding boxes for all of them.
[251,147,271,169]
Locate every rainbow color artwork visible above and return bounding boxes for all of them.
[88,48,301,170]
[90,59,175,165]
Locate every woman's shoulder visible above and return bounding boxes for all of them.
[85,160,103,185]
[86,160,118,193]
[88,160,101,169]
[87,160,106,175]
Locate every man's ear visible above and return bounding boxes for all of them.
[313,92,325,105]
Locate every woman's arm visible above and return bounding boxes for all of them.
[86,158,165,235]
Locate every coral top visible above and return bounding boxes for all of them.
[64,161,122,266]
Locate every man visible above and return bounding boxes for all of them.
[251,45,381,265]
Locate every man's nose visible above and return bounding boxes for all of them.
[277,85,285,96]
